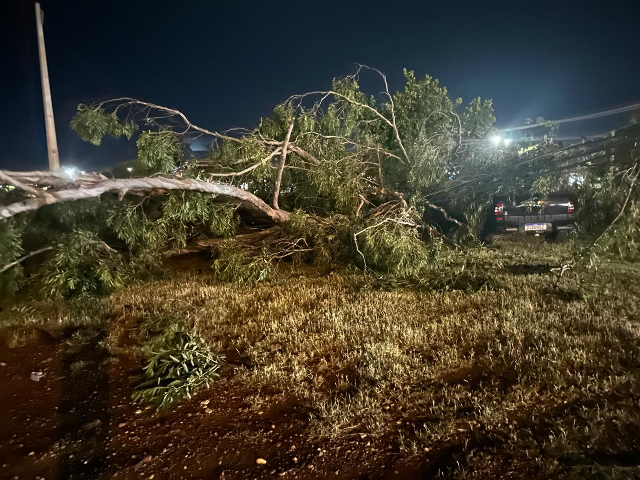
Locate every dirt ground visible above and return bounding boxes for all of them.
[0,329,470,480]
[2,244,639,479]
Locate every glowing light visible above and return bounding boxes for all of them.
[126,167,133,172]
[490,135,502,145]
[63,167,78,179]
[503,138,512,146]
[568,174,584,185]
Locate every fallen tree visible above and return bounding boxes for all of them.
[1,66,639,298]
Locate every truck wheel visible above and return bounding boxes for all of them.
[554,231,569,243]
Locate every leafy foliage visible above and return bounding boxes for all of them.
[161,192,236,247]
[70,105,137,146]
[358,219,440,276]
[107,193,237,252]
[212,245,274,284]
[0,220,25,297]
[285,211,355,268]
[132,323,224,409]
[136,130,184,173]
[40,230,137,299]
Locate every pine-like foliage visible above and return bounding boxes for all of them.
[132,323,224,409]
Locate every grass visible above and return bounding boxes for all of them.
[1,237,639,477]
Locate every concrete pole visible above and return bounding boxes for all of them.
[35,2,60,171]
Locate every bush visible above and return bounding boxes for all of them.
[133,323,224,409]
[40,230,141,299]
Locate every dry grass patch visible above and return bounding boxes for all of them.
[2,240,639,477]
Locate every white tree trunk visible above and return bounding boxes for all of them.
[0,173,290,223]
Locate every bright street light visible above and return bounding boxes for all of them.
[63,167,77,179]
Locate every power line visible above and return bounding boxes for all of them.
[496,102,640,133]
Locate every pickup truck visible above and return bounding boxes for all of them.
[486,193,575,241]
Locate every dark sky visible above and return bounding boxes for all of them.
[2,0,639,171]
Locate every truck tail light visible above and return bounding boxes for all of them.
[567,201,574,214]
[494,202,504,221]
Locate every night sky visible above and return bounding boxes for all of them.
[2,0,639,171]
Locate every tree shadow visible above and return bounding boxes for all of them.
[57,326,111,478]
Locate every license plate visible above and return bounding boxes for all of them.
[524,223,548,231]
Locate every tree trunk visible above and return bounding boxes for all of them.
[0,172,290,224]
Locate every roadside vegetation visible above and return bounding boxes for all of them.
[1,238,638,478]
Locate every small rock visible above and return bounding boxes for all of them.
[30,371,44,382]
[118,422,127,428]
[28,451,35,456]
[359,433,368,439]
[205,408,213,414]
[423,447,430,452]
[256,458,267,465]
[142,455,152,463]
[200,400,210,406]
[0,362,6,366]
[135,409,142,415]
[81,419,102,432]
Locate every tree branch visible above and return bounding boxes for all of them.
[273,120,295,209]
[207,149,282,178]
[0,170,107,188]
[0,171,49,198]
[0,172,290,224]
[163,227,282,258]
[423,200,464,227]
[0,246,54,275]
[353,217,417,272]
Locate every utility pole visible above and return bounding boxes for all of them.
[35,2,60,171]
